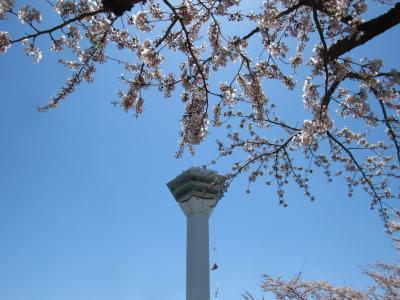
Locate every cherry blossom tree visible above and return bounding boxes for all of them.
[242,210,400,299]
[0,0,399,223]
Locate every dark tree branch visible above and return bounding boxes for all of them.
[311,0,329,111]
[320,79,341,115]
[326,131,386,216]
[101,0,143,16]
[371,88,400,165]
[328,2,400,59]
[155,16,178,48]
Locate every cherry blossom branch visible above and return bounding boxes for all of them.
[240,1,304,41]
[162,0,210,142]
[38,16,117,111]
[374,90,400,164]
[161,0,208,85]
[326,131,386,220]
[241,0,354,42]
[10,8,106,44]
[154,16,178,48]
[227,134,298,182]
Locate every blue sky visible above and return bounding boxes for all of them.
[0,1,399,299]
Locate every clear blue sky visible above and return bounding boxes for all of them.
[0,2,399,300]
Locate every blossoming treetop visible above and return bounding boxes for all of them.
[0,0,399,222]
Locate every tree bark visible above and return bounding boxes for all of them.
[328,3,400,59]
[101,0,144,16]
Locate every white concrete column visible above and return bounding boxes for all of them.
[186,203,210,300]
[167,167,224,300]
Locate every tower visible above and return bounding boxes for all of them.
[167,167,224,300]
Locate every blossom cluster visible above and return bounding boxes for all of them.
[55,0,78,18]
[22,38,42,63]
[0,0,14,19]
[129,11,153,32]
[18,5,41,24]
[0,31,10,53]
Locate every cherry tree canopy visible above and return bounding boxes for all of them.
[243,211,400,299]
[0,0,399,223]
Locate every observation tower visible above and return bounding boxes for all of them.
[167,167,224,300]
